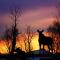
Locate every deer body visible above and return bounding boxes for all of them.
[37,30,53,53]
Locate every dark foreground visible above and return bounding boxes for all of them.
[0,53,60,60]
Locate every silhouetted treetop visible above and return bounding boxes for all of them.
[47,20,60,35]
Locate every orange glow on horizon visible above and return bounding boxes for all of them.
[0,32,57,54]
[0,40,9,54]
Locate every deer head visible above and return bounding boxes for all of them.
[37,29,44,33]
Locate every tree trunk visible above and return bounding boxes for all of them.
[11,37,16,54]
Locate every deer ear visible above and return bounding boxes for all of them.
[37,29,39,32]
[41,30,44,32]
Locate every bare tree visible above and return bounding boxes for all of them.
[9,7,22,54]
[3,7,23,54]
[48,20,60,35]
[47,3,60,53]
[26,26,33,53]
[2,7,22,54]
[47,20,60,53]
[23,34,28,52]
[3,28,12,53]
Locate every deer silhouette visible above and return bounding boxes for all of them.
[37,30,53,53]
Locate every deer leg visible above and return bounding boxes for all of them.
[43,44,44,50]
[43,44,44,54]
[48,45,50,53]
[40,44,41,50]
[51,45,53,54]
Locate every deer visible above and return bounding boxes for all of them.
[37,29,53,53]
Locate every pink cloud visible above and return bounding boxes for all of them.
[0,6,57,32]
[19,6,57,30]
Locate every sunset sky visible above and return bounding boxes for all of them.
[0,0,60,54]
[0,0,60,35]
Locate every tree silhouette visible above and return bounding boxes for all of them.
[3,7,22,54]
[26,26,33,52]
[47,20,60,35]
[10,7,22,54]
[48,1,60,33]
[47,4,60,53]
[47,2,60,35]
